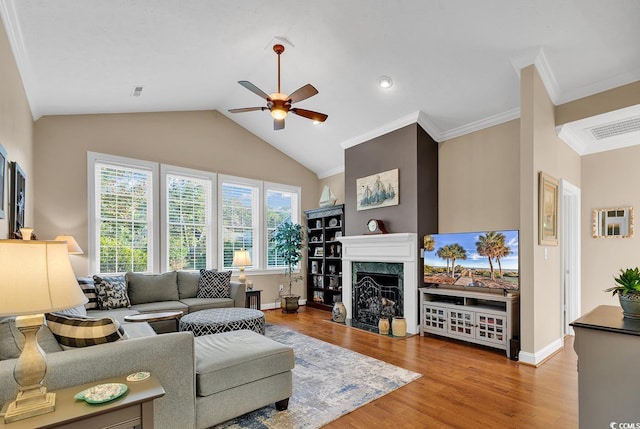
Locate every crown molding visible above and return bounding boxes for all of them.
[0,0,40,119]
[439,108,521,141]
[556,124,586,155]
[511,46,561,105]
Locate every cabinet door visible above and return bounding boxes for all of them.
[447,309,475,338]
[475,312,506,345]
[422,305,447,333]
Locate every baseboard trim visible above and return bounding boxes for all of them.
[260,299,307,311]
[518,337,564,367]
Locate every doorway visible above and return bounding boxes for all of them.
[561,180,581,335]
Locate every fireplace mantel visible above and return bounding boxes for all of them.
[340,233,419,334]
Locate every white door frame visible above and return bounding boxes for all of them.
[561,179,581,336]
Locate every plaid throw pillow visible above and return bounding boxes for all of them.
[197,270,232,298]
[77,276,98,310]
[45,313,126,348]
[93,275,130,310]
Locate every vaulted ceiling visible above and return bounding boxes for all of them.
[2,0,639,177]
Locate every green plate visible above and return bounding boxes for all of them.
[74,383,128,404]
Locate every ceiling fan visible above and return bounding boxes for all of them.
[228,44,328,130]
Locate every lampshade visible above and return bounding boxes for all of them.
[0,240,88,317]
[54,235,84,254]
[232,249,252,267]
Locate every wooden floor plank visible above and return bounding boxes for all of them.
[265,306,578,428]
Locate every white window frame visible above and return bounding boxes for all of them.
[87,152,160,275]
[264,182,301,270]
[160,164,217,272]
[218,174,262,272]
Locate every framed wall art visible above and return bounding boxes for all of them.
[356,168,399,211]
[0,144,6,219]
[539,171,559,246]
[10,161,26,237]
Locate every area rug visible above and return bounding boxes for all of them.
[214,324,421,429]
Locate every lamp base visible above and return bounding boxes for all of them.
[2,387,56,423]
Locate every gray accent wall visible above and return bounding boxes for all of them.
[344,123,438,239]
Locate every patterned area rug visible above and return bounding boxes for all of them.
[214,324,421,429]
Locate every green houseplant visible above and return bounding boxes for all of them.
[272,221,304,313]
[605,267,640,318]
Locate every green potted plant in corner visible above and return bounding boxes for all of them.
[605,267,640,318]
[272,221,304,313]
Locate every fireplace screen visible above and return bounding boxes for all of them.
[353,270,403,331]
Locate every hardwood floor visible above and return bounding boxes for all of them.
[265,306,578,429]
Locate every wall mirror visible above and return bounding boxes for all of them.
[593,207,634,238]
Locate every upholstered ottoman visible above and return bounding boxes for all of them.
[194,329,294,428]
[179,308,265,336]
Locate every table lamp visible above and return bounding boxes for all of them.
[53,235,83,255]
[232,249,252,284]
[0,240,88,423]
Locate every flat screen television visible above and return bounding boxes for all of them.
[423,229,519,291]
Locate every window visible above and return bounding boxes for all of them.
[89,153,300,274]
[88,153,158,274]
[162,165,215,272]
[266,183,300,268]
[219,176,260,270]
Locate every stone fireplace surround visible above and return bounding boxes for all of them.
[339,233,419,334]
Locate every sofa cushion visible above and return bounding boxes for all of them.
[179,298,234,313]
[45,313,126,348]
[93,275,130,310]
[126,271,179,305]
[178,270,209,299]
[77,276,99,310]
[194,329,294,397]
[0,317,63,360]
[197,270,231,299]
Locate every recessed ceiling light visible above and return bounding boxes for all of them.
[378,76,393,89]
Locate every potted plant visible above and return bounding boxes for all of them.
[272,221,304,313]
[605,267,640,318]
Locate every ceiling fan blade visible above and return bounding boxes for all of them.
[238,80,270,100]
[274,118,285,130]
[228,107,266,113]
[288,84,318,104]
[290,108,328,122]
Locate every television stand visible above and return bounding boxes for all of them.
[419,287,520,359]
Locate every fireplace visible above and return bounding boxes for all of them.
[339,233,419,334]
[352,264,403,331]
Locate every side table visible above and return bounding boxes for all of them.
[0,374,165,429]
[245,289,262,310]
[124,310,183,331]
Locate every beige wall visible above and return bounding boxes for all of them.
[318,172,345,206]
[520,65,581,355]
[33,111,320,304]
[0,18,34,239]
[438,119,520,232]
[555,81,640,125]
[581,146,640,313]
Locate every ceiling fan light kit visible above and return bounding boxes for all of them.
[229,44,328,130]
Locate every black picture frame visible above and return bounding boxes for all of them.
[0,144,6,219]
[10,161,26,237]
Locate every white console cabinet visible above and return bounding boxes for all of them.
[419,287,520,358]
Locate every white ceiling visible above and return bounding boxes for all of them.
[2,0,640,178]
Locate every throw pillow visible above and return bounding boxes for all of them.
[126,271,179,305]
[93,275,130,310]
[45,313,126,348]
[197,270,231,299]
[77,276,99,310]
[178,270,212,299]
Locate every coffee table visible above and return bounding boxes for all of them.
[124,310,183,331]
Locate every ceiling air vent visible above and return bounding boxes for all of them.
[130,86,144,97]
[588,115,640,140]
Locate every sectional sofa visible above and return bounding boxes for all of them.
[0,271,295,429]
